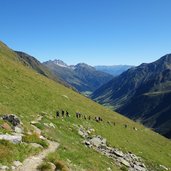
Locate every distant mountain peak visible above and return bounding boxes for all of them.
[95,65,134,76]
[75,63,95,70]
[52,59,68,68]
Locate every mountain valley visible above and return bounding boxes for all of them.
[92,54,171,139]
[0,41,171,170]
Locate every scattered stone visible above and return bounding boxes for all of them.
[11,166,16,170]
[84,140,91,146]
[132,164,147,171]
[62,95,69,99]
[118,158,130,167]
[1,122,12,131]
[31,125,41,135]
[0,165,9,171]
[13,161,22,167]
[49,123,55,128]
[160,165,168,171]
[30,121,38,125]
[14,126,23,134]
[89,128,95,132]
[133,127,138,131]
[113,150,124,157]
[87,130,91,134]
[37,116,43,121]
[107,167,112,171]
[0,134,22,144]
[67,159,71,163]
[43,123,49,127]
[39,135,46,140]
[89,136,106,147]
[78,128,88,138]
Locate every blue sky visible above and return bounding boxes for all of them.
[0,0,171,66]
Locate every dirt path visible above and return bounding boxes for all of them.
[16,140,59,171]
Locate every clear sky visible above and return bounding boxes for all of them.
[0,0,171,66]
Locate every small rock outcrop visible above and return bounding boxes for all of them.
[1,122,12,131]
[0,165,10,171]
[0,134,22,144]
[1,114,23,133]
[2,114,21,127]
[0,114,23,144]
[78,126,148,171]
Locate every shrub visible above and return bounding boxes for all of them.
[54,160,69,171]
[37,162,52,171]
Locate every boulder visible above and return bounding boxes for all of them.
[84,140,91,146]
[89,136,106,147]
[0,134,22,144]
[13,161,22,167]
[159,165,168,171]
[14,126,23,134]
[118,158,130,167]
[0,165,9,171]
[11,166,16,170]
[30,121,38,125]
[43,123,49,127]
[49,123,55,128]
[2,114,21,126]
[133,165,147,171]
[78,128,88,138]
[1,122,12,131]
[113,150,124,157]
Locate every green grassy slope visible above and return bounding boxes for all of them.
[0,41,171,170]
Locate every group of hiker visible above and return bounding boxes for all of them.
[55,110,138,130]
[56,110,103,122]
[56,110,69,117]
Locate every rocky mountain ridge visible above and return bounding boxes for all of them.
[92,54,171,138]
[43,60,113,93]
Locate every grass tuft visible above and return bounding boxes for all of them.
[22,133,49,148]
[37,162,52,171]
[54,160,69,171]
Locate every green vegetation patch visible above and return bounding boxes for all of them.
[22,133,49,148]
[0,139,40,165]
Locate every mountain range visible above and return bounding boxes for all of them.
[0,40,171,170]
[92,54,171,138]
[43,60,113,93]
[95,65,133,76]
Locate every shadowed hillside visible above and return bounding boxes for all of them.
[92,54,171,139]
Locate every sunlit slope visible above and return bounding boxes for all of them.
[0,41,171,170]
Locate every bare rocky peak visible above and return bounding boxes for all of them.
[52,59,68,68]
